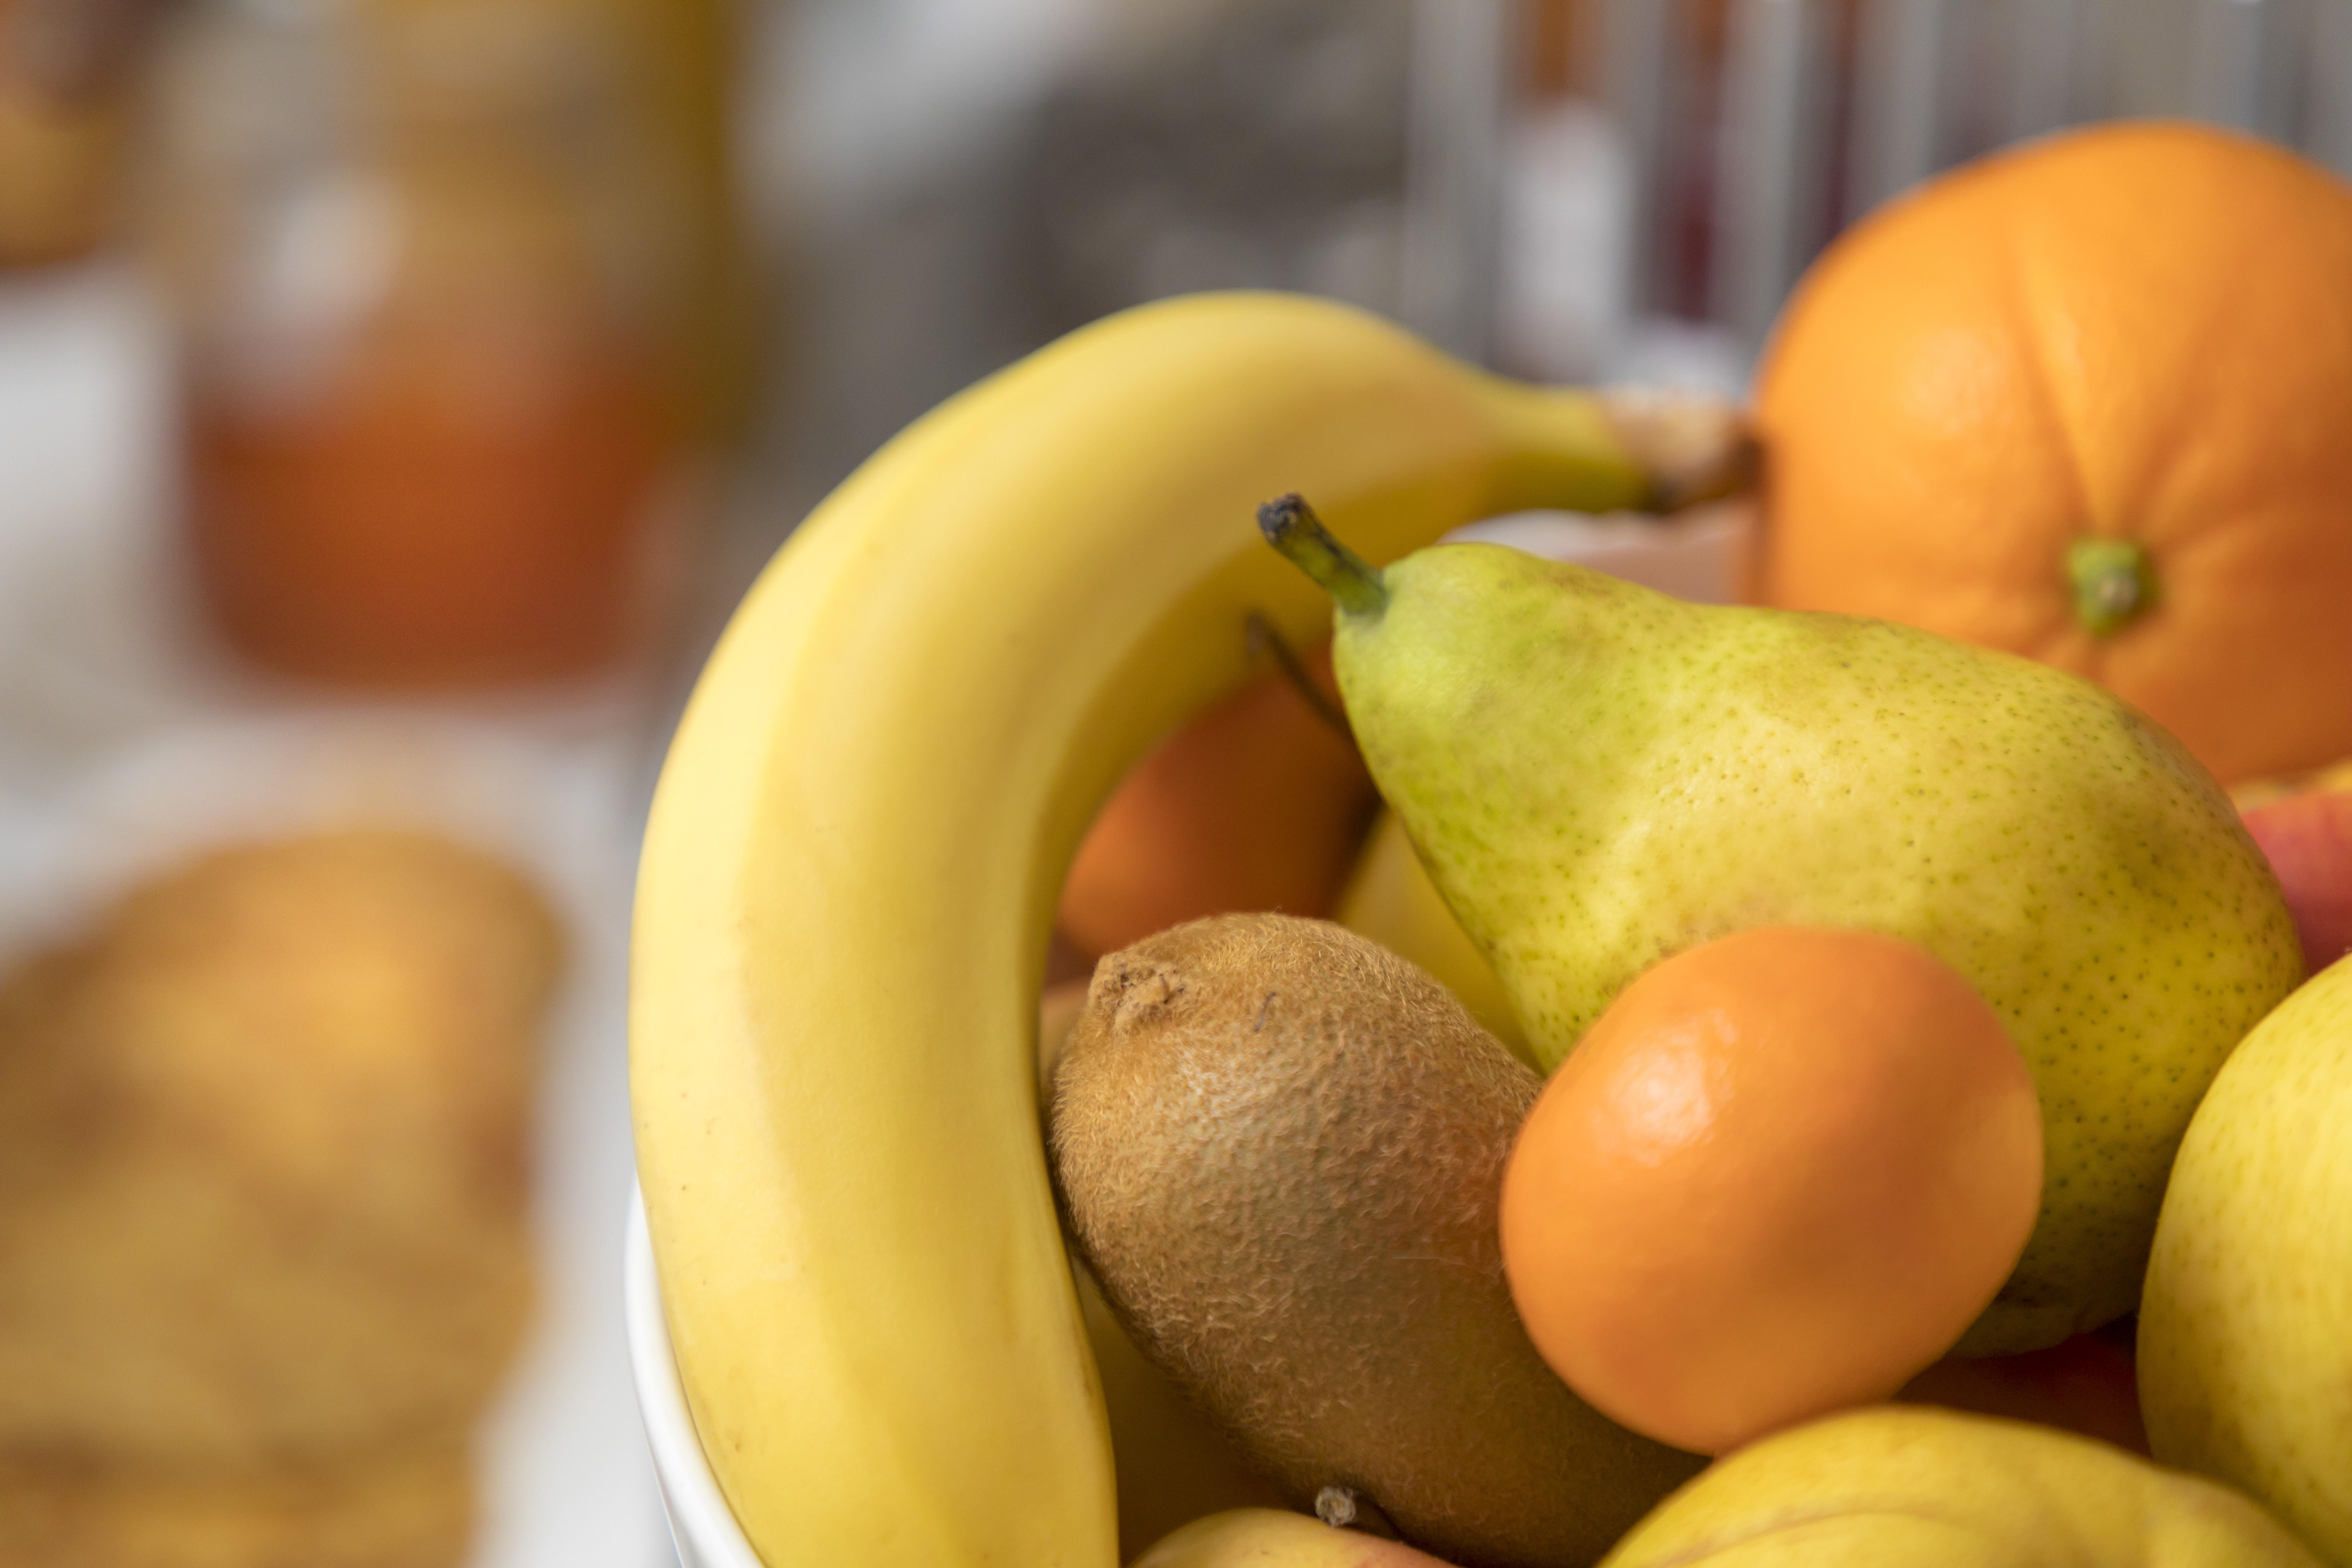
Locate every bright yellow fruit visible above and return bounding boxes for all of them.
[1602,1405,2321,1566]
[2141,954,2352,1563]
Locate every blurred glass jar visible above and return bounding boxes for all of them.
[145,0,688,689]
[0,0,161,265]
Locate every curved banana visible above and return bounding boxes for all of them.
[630,291,1744,1567]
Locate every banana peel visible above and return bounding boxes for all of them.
[630,291,1747,1566]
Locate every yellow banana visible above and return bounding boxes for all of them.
[630,290,1745,1567]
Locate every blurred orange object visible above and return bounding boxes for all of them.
[1057,639,1379,959]
[186,322,672,687]
[152,0,685,688]
[1754,121,2352,784]
[0,0,159,266]
[1499,927,2043,1456]
[588,0,759,444]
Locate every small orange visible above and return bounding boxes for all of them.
[1499,927,2043,1456]
[1058,641,1378,958]
[1754,120,2352,784]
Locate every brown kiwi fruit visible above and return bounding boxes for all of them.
[1048,913,1704,1568]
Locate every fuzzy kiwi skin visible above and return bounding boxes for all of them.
[1049,913,1704,1568]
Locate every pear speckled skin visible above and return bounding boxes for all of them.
[2140,954,2352,1564]
[1332,544,2302,1356]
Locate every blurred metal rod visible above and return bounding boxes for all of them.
[1714,0,1833,343]
[1402,0,1510,365]
[2190,0,2285,136]
[1598,0,1674,315]
[1848,0,1945,223]
[2004,0,2082,142]
[2306,0,2352,177]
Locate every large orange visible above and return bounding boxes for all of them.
[1754,120,2352,784]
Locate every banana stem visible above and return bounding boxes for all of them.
[1258,493,1389,618]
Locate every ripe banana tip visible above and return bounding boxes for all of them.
[1258,492,1390,619]
[1596,388,1758,511]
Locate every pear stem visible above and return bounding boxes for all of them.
[1258,493,1389,618]
[1245,612,1354,742]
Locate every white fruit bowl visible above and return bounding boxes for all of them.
[625,503,1749,1568]
[627,1189,762,1568]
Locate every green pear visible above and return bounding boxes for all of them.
[1600,1405,2322,1566]
[1260,497,2301,1355]
[2140,954,2352,1564]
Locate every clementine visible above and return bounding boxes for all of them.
[1754,120,2352,783]
[1057,640,1378,958]
[1498,927,2043,1456]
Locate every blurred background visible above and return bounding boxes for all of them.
[0,0,2344,1563]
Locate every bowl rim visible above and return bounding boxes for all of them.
[627,1183,765,1568]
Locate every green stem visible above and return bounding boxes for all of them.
[2067,538,2159,637]
[1257,493,1390,618]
